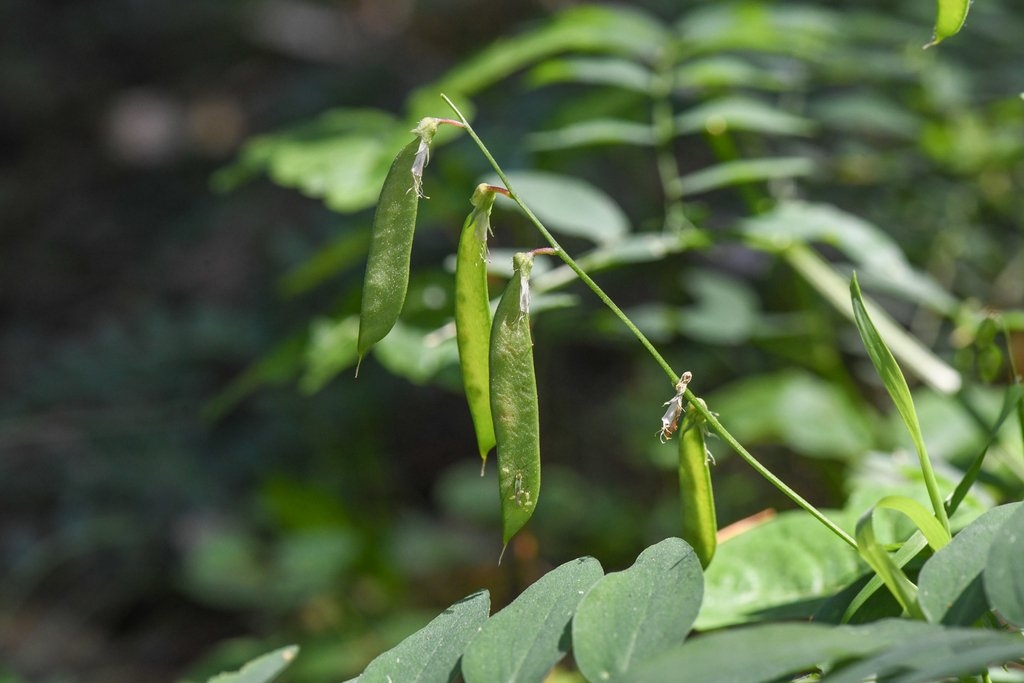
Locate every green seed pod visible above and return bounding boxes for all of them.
[678,398,717,568]
[455,184,502,470]
[356,118,442,367]
[490,252,541,548]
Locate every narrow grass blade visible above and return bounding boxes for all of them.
[850,272,949,533]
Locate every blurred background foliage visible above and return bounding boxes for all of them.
[1,1,1022,681]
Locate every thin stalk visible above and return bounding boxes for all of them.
[442,94,857,550]
[649,53,690,235]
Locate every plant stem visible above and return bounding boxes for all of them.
[649,53,690,235]
[442,93,857,550]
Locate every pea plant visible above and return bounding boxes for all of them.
[204,1,1024,682]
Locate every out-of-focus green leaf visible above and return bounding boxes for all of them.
[741,201,958,316]
[697,510,862,630]
[782,245,962,394]
[408,5,670,118]
[278,229,371,298]
[461,557,603,683]
[528,119,655,151]
[984,502,1024,628]
[489,170,630,244]
[529,57,653,93]
[918,503,1021,625]
[925,0,971,48]
[673,157,815,197]
[204,335,307,422]
[301,316,359,394]
[812,93,923,140]
[357,591,490,683]
[213,109,402,214]
[674,56,801,91]
[372,322,459,385]
[679,3,841,58]
[206,646,298,683]
[709,370,873,460]
[851,273,950,533]
[674,96,816,137]
[573,538,703,683]
[677,270,759,345]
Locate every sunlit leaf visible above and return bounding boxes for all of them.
[461,557,603,683]
[697,510,862,630]
[674,96,816,137]
[573,538,703,682]
[673,157,815,197]
[206,646,298,683]
[925,0,971,48]
[528,119,655,151]
[358,590,490,683]
[529,57,654,93]
[489,170,630,244]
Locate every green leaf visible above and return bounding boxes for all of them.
[572,538,703,682]
[984,502,1024,628]
[854,495,950,618]
[697,510,863,630]
[741,201,957,316]
[674,96,816,137]
[357,590,490,683]
[529,57,654,93]
[300,315,359,394]
[824,626,1024,683]
[213,108,401,214]
[633,619,932,683]
[850,273,950,533]
[490,171,630,245]
[918,503,1022,625]
[674,56,798,91]
[782,245,961,394]
[708,370,873,460]
[206,645,298,683]
[528,119,655,151]
[461,557,603,683]
[278,229,371,298]
[373,322,459,385]
[925,0,971,48]
[672,157,815,197]
[408,5,670,118]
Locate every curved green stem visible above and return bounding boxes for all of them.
[441,93,857,550]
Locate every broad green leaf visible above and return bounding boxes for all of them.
[673,157,815,197]
[824,626,1024,683]
[490,171,630,245]
[674,96,815,137]
[528,119,655,151]
[461,557,603,683]
[573,538,703,682]
[783,245,961,394]
[634,619,933,683]
[697,510,862,630]
[529,57,654,93]
[408,5,670,117]
[206,646,298,683]
[709,370,873,460]
[919,503,1022,625]
[925,0,971,48]
[300,315,359,394]
[674,56,799,91]
[358,590,490,683]
[678,3,841,58]
[984,502,1024,628]
[851,273,949,533]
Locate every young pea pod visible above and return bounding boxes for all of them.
[356,118,444,367]
[455,184,503,470]
[678,397,717,568]
[490,252,541,549]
